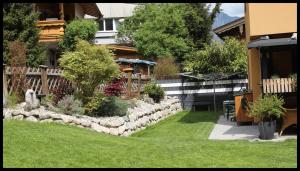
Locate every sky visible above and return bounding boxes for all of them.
[209,3,245,17]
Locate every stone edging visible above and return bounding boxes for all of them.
[3,96,182,136]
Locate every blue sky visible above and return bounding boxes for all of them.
[209,3,245,17]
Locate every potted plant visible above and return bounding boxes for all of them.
[249,94,286,140]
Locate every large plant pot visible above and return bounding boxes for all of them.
[258,120,276,140]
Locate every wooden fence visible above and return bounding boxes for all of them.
[262,78,295,94]
[3,64,151,98]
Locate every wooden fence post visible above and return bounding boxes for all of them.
[3,64,8,98]
[137,73,141,98]
[39,65,49,95]
[127,70,132,97]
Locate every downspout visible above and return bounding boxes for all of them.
[259,47,264,98]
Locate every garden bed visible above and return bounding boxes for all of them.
[3,96,182,136]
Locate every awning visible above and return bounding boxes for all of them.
[116,58,156,65]
[248,37,297,48]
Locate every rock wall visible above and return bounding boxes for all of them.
[3,96,182,136]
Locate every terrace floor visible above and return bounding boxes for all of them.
[209,115,297,142]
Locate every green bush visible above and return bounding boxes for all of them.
[56,95,85,115]
[143,83,165,103]
[249,94,286,121]
[85,94,128,117]
[59,39,120,104]
[6,92,18,108]
[59,19,98,52]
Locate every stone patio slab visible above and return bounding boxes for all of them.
[209,115,297,142]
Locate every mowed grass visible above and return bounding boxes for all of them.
[3,111,297,168]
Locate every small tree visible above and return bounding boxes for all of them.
[153,58,180,80]
[184,36,247,76]
[59,39,120,104]
[3,3,47,67]
[59,19,98,52]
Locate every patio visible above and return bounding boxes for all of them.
[209,115,297,142]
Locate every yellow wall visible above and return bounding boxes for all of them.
[247,3,297,37]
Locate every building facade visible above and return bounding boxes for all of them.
[34,3,102,68]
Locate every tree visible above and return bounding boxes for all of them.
[117,3,220,63]
[58,19,98,52]
[184,37,247,75]
[59,39,120,104]
[3,3,47,67]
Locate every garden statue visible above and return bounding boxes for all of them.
[24,89,40,111]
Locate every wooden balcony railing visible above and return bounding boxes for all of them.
[262,78,295,94]
[36,20,65,43]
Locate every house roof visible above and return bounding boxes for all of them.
[116,58,156,65]
[213,17,245,35]
[80,3,103,18]
[248,37,297,48]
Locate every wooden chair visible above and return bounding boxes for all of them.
[279,108,297,136]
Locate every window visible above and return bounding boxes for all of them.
[105,19,113,31]
[99,20,104,31]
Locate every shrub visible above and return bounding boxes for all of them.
[59,39,120,104]
[153,58,180,80]
[41,94,53,106]
[143,83,164,103]
[6,92,18,108]
[249,94,286,122]
[84,93,107,116]
[104,76,126,97]
[56,95,85,115]
[50,77,75,105]
[85,94,128,117]
[59,19,98,52]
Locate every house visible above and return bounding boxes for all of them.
[213,17,245,41]
[244,3,297,130]
[91,3,155,75]
[34,3,102,68]
[93,3,137,45]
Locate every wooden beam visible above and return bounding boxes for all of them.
[59,3,64,20]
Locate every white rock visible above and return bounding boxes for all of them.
[118,125,126,135]
[26,116,38,122]
[80,118,92,127]
[40,119,53,123]
[91,123,104,132]
[61,115,73,123]
[38,113,51,120]
[109,128,119,136]
[24,89,40,111]
[4,111,12,119]
[12,115,24,120]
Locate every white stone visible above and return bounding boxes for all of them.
[26,116,38,122]
[24,89,40,111]
[38,113,51,120]
[91,123,104,133]
[12,115,24,120]
[118,125,126,134]
[4,111,12,119]
[40,119,53,123]
[80,118,92,127]
[109,128,119,136]
[61,115,73,123]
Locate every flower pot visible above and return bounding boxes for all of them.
[258,120,276,140]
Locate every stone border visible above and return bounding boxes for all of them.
[3,96,182,136]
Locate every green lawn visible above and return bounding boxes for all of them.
[3,111,297,168]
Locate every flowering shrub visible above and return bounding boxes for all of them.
[104,77,126,97]
[51,77,75,104]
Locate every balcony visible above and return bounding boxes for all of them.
[36,20,65,43]
[262,78,296,94]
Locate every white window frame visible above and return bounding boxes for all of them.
[99,18,117,32]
